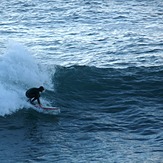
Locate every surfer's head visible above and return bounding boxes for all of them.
[39,86,44,92]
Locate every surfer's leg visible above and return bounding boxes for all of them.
[27,98,33,104]
[27,98,34,105]
[31,97,37,104]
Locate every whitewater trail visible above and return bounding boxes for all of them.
[0,41,52,116]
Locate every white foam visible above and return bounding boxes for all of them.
[0,41,52,116]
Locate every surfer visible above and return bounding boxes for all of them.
[25,86,44,106]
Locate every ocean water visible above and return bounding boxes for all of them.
[0,0,163,162]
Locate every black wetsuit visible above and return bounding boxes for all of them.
[26,88,41,105]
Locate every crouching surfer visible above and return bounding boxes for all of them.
[25,86,44,106]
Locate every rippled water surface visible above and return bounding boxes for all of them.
[0,0,163,162]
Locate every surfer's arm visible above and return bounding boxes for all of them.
[37,98,41,106]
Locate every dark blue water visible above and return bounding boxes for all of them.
[0,0,163,162]
[0,65,163,162]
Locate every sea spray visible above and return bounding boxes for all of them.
[0,41,52,116]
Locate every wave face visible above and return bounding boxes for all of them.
[50,65,163,162]
[54,65,163,112]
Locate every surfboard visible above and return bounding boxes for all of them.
[32,104,60,115]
